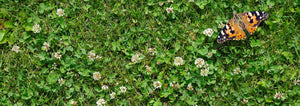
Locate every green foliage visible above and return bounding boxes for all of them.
[0,0,299,105]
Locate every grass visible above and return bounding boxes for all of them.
[0,0,299,105]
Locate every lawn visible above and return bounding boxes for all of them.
[0,0,299,105]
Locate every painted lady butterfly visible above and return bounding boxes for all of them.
[217,11,269,43]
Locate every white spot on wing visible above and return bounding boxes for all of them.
[256,11,260,16]
[225,25,229,29]
[221,30,225,35]
[248,12,252,16]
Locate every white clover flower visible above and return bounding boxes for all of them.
[110,92,116,99]
[56,8,65,17]
[43,42,50,52]
[274,92,283,100]
[195,58,205,68]
[120,86,127,93]
[159,2,164,6]
[174,57,184,66]
[204,63,209,71]
[32,24,41,33]
[241,99,248,104]
[145,65,151,74]
[88,51,96,61]
[197,89,203,94]
[233,68,241,74]
[58,78,65,86]
[218,23,225,29]
[12,45,21,53]
[131,53,141,63]
[166,7,174,13]
[153,81,162,89]
[93,72,101,80]
[167,0,173,3]
[203,28,214,37]
[54,52,62,59]
[207,52,213,58]
[293,79,299,85]
[148,47,157,55]
[96,98,106,106]
[188,0,195,2]
[187,83,193,91]
[102,85,109,90]
[52,63,57,69]
[200,69,209,76]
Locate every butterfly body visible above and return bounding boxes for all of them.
[217,11,269,43]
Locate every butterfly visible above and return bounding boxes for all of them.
[217,11,269,43]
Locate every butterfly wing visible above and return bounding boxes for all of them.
[217,18,246,43]
[241,11,269,35]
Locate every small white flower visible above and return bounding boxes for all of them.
[204,63,209,71]
[200,69,209,76]
[54,52,62,59]
[207,52,213,58]
[12,45,21,53]
[218,23,225,28]
[166,7,174,13]
[174,57,184,66]
[241,99,248,104]
[43,42,50,52]
[145,65,151,74]
[148,47,157,55]
[159,2,164,6]
[153,81,162,89]
[187,83,193,91]
[88,51,96,61]
[96,98,106,106]
[203,28,214,37]
[188,0,195,2]
[167,0,173,3]
[120,86,127,93]
[293,79,299,85]
[52,63,57,69]
[233,68,241,74]
[197,89,203,94]
[102,85,109,90]
[274,92,283,100]
[93,72,101,80]
[195,58,205,68]
[58,78,65,86]
[110,92,116,99]
[169,82,173,87]
[33,24,41,33]
[56,8,65,17]
[131,53,141,63]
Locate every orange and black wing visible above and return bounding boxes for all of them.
[241,11,269,35]
[217,18,246,43]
